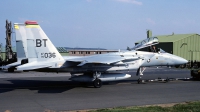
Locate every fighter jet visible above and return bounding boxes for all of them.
[3,21,188,88]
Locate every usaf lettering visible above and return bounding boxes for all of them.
[36,39,47,47]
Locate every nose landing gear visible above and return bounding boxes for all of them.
[137,78,142,84]
[136,67,146,84]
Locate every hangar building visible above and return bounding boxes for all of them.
[155,33,200,61]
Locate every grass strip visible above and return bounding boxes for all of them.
[89,101,200,112]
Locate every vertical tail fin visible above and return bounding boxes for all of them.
[15,21,64,70]
[24,21,64,61]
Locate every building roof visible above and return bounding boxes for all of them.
[65,47,106,50]
[56,47,107,52]
[155,33,196,42]
[56,47,68,52]
[67,49,118,52]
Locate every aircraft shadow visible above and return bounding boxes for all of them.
[0,79,84,94]
[0,78,142,94]
[0,77,193,94]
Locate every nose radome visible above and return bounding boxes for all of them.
[183,58,188,64]
[178,57,188,64]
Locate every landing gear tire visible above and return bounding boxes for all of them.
[93,79,102,88]
[137,78,142,84]
[165,77,169,82]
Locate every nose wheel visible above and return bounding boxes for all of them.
[137,77,142,84]
[93,79,102,88]
[165,77,170,82]
[136,67,146,84]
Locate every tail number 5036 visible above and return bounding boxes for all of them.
[41,53,56,58]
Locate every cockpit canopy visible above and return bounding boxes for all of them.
[132,37,159,50]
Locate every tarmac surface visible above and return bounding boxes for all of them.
[0,67,200,112]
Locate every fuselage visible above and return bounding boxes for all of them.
[46,50,188,73]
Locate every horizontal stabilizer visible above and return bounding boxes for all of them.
[16,62,51,70]
[1,61,21,69]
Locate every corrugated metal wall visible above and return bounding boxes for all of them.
[193,52,200,61]
[173,34,200,61]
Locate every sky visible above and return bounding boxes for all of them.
[0,0,200,49]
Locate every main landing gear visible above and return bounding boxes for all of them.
[93,72,102,88]
[93,78,102,88]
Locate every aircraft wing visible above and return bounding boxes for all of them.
[67,55,140,66]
